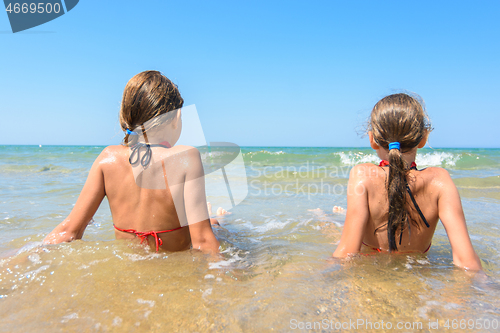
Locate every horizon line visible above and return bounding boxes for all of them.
[1,144,499,149]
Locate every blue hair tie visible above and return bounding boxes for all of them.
[126,129,137,135]
[388,142,400,150]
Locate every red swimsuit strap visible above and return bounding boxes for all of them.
[379,160,417,168]
[362,241,432,253]
[423,242,432,253]
[362,241,382,252]
[113,224,184,251]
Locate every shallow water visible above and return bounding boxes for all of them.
[0,146,499,332]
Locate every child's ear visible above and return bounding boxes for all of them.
[417,130,428,148]
[369,131,380,150]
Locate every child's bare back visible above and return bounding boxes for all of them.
[101,144,208,252]
[44,71,219,254]
[351,163,453,253]
[333,93,482,271]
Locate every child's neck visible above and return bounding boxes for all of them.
[377,148,417,165]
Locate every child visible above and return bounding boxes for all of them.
[44,71,220,254]
[333,93,482,271]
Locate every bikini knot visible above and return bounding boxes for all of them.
[135,231,163,251]
[129,143,153,167]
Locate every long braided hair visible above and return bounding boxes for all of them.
[369,93,432,251]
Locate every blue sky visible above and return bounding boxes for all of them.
[1,1,499,147]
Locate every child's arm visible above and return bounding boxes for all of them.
[189,219,220,255]
[437,169,482,271]
[184,148,220,255]
[43,156,105,244]
[333,166,370,257]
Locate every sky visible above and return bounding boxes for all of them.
[1,1,499,148]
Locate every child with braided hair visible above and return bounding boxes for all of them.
[333,93,482,271]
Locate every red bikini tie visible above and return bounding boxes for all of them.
[134,231,164,252]
[379,160,417,169]
[114,225,184,251]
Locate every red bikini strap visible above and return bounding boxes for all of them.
[379,160,389,167]
[362,241,382,252]
[379,160,417,169]
[114,225,184,251]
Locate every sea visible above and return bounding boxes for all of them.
[0,145,499,332]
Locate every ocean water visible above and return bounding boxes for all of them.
[0,145,499,332]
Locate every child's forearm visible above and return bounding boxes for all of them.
[193,235,220,255]
[332,247,350,258]
[43,228,75,244]
[43,219,84,244]
[453,253,483,271]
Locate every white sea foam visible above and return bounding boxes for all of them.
[444,302,462,310]
[208,258,237,269]
[208,251,244,269]
[16,242,43,255]
[123,252,161,261]
[336,152,379,166]
[202,288,212,299]
[78,258,110,270]
[137,299,155,307]
[23,265,49,281]
[416,152,460,167]
[296,218,313,227]
[112,317,123,326]
[245,150,286,157]
[337,151,461,167]
[61,313,79,323]
[252,219,290,232]
[28,253,42,265]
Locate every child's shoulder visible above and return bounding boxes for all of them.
[350,163,385,178]
[347,163,385,187]
[174,145,205,166]
[94,145,128,165]
[156,145,202,161]
[417,166,454,185]
[94,145,204,169]
[171,144,200,155]
[100,145,126,153]
[99,145,127,157]
[153,145,204,170]
[416,165,451,178]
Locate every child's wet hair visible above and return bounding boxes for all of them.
[369,93,431,151]
[119,70,184,145]
[369,93,432,251]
